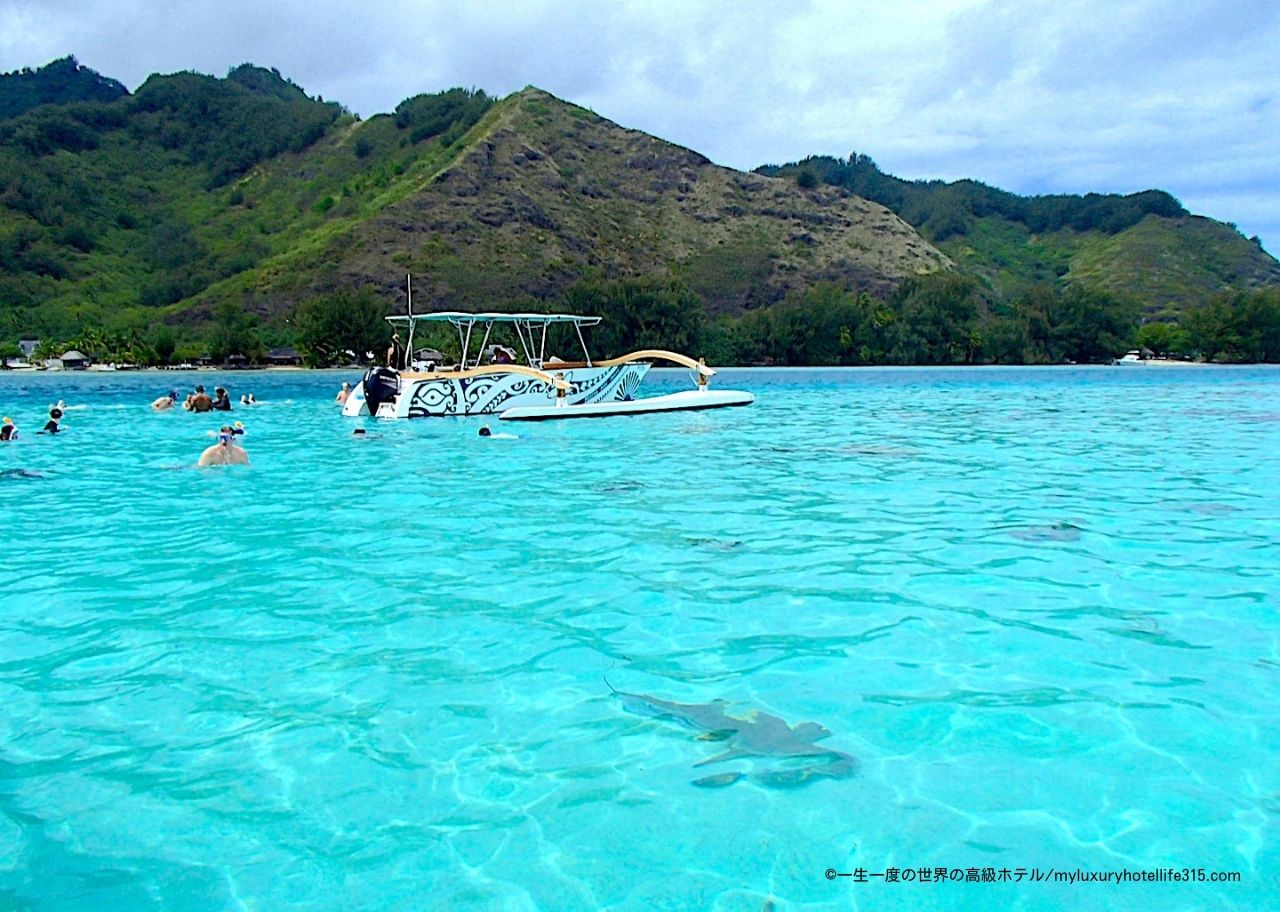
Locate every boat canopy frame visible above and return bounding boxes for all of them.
[386,312,601,370]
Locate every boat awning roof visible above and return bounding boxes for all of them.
[386,312,602,328]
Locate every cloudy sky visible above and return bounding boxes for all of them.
[3,0,1277,253]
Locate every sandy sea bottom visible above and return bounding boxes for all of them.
[1,365,1278,911]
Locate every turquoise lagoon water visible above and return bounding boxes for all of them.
[1,365,1277,911]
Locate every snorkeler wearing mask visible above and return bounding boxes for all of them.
[197,423,249,466]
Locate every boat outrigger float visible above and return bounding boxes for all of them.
[341,311,754,420]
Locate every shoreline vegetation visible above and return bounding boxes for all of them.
[0,353,1239,372]
[6,275,1278,370]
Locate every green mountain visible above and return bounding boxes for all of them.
[1,59,1276,365]
[0,63,351,337]
[219,87,948,317]
[0,64,943,344]
[758,154,1280,315]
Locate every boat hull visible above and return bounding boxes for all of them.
[1111,351,1145,365]
[342,363,650,418]
[500,389,755,421]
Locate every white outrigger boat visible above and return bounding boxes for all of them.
[341,311,753,420]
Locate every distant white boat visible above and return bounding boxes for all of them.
[1111,351,1145,365]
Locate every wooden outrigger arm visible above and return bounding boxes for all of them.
[591,350,717,388]
[592,350,716,376]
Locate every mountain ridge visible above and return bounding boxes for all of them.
[235,87,949,317]
[1,57,1277,364]
[758,154,1280,313]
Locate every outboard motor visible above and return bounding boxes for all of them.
[362,366,400,416]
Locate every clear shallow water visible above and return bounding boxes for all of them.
[1,365,1278,911]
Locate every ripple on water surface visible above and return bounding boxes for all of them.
[1,366,1278,910]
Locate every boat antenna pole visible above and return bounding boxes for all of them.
[575,319,592,367]
[405,273,415,370]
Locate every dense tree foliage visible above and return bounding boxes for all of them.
[757,154,1187,242]
[129,68,342,186]
[562,278,706,358]
[0,101,129,155]
[225,64,315,103]
[720,280,1280,366]
[0,63,345,340]
[12,279,1280,368]
[888,273,982,362]
[1183,289,1280,362]
[1135,321,1190,358]
[393,88,492,145]
[552,274,1148,366]
[207,300,265,363]
[0,56,127,121]
[719,284,890,365]
[1,63,339,178]
[1048,287,1141,363]
[291,287,389,367]
[0,77,502,350]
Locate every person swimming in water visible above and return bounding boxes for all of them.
[212,387,233,411]
[41,406,62,434]
[198,425,250,466]
[477,424,518,440]
[0,417,17,441]
[185,385,213,412]
[153,390,179,410]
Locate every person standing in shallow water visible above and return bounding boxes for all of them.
[198,425,249,466]
[186,385,213,412]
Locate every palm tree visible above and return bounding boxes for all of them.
[73,327,108,360]
[32,339,61,361]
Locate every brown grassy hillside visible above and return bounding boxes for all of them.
[213,88,949,316]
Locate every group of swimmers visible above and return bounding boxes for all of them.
[152,385,258,412]
[0,401,67,440]
[6,378,505,458]
[2,389,252,467]
[144,385,255,466]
